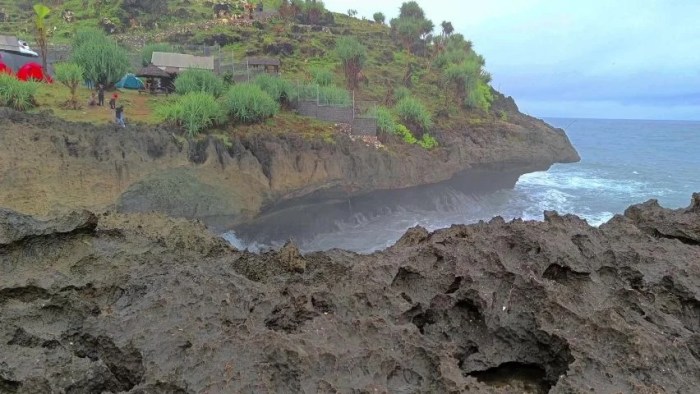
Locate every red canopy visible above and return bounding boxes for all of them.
[17,62,52,83]
[0,62,12,75]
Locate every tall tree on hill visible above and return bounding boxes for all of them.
[335,36,367,90]
[441,21,454,37]
[390,1,433,54]
[33,4,51,71]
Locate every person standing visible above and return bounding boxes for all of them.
[97,84,105,106]
[109,93,118,109]
[115,105,125,128]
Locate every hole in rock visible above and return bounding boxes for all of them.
[469,362,550,394]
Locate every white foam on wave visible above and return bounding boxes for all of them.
[517,170,647,195]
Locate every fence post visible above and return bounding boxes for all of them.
[316,84,319,106]
[352,90,355,120]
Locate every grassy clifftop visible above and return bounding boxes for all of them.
[1,0,520,132]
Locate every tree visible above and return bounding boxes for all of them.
[389,1,433,54]
[71,29,130,87]
[443,52,492,110]
[373,12,385,24]
[33,4,51,71]
[54,62,84,109]
[335,36,367,90]
[347,9,357,17]
[441,21,454,37]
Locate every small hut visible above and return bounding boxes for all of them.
[245,57,280,74]
[136,64,174,93]
[151,52,215,75]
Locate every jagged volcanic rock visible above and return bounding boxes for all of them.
[0,196,698,393]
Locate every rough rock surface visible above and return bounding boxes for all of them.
[0,108,578,228]
[2,195,698,393]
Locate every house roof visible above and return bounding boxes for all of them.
[0,35,20,52]
[245,57,280,67]
[136,64,171,78]
[151,52,214,72]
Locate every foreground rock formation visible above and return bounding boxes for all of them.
[0,107,578,229]
[1,195,698,393]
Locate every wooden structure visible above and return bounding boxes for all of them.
[244,57,280,74]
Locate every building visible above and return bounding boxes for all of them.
[151,52,215,75]
[244,57,281,74]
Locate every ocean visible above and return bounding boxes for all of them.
[225,118,700,253]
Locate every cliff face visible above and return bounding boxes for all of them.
[0,196,697,393]
[0,108,578,225]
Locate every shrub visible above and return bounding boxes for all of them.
[374,106,397,134]
[317,85,351,106]
[71,29,129,86]
[395,96,432,133]
[310,67,333,86]
[0,74,38,111]
[254,74,293,103]
[394,86,411,102]
[141,43,172,67]
[222,84,279,123]
[175,69,226,98]
[54,62,84,109]
[395,124,417,144]
[418,134,439,149]
[156,92,225,137]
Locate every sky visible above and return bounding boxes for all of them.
[323,0,700,120]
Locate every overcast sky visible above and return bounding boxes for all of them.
[324,0,700,120]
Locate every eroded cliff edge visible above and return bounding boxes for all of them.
[0,103,578,226]
[0,195,698,393]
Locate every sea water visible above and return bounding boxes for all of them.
[224,118,700,253]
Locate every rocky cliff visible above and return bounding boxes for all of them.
[0,107,578,227]
[0,195,698,393]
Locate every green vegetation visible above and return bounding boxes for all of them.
[335,36,367,90]
[222,84,279,123]
[33,4,51,70]
[395,96,432,133]
[437,34,493,111]
[374,105,438,149]
[156,92,225,137]
[254,74,294,104]
[174,69,227,98]
[0,75,38,111]
[54,63,84,109]
[141,43,173,67]
[390,1,434,53]
[373,12,385,24]
[71,29,129,86]
[310,67,334,86]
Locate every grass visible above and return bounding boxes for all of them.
[33,83,164,124]
[2,1,500,139]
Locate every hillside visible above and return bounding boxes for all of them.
[4,0,522,129]
[0,1,579,228]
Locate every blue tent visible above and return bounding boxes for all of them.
[115,73,144,89]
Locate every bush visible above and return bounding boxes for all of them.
[310,67,334,86]
[317,85,351,106]
[156,92,225,137]
[141,43,172,67]
[222,84,279,124]
[0,74,38,111]
[175,69,226,98]
[418,134,439,149]
[374,106,397,134]
[71,29,129,86]
[395,124,417,144]
[395,96,432,133]
[254,74,293,103]
[54,62,84,109]
[394,86,411,102]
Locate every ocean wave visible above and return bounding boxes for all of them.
[517,170,648,195]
